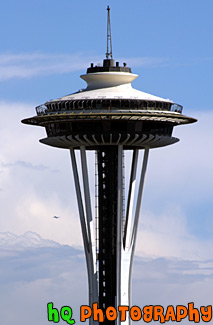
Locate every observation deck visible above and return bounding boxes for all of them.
[22,58,197,150]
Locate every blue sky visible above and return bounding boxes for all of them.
[1,0,213,107]
[0,0,213,324]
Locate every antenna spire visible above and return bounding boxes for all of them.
[106,6,113,59]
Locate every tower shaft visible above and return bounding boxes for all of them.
[21,11,197,321]
[69,146,150,325]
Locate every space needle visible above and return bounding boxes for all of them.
[22,6,196,325]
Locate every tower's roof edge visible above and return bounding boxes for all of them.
[46,85,173,104]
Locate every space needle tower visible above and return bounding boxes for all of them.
[22,6,196,325]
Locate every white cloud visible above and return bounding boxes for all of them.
[0,52,172,82]
[1,52,212,82]
[134,110,213,260]
[0,231,60,250]
[0,101,83,247]
[0,101,212,263]
[0,52,100,81]
[136,208,213,260]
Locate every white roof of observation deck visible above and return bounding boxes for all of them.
[50,72,173,104]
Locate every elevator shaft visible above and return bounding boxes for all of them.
[98,146,118,321]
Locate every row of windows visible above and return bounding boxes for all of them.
[46,121,173,137]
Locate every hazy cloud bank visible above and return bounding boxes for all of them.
[0,232,212,324]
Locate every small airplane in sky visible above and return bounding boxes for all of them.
[53,216,60,219]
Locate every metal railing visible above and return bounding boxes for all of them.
[36,101,183,116]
